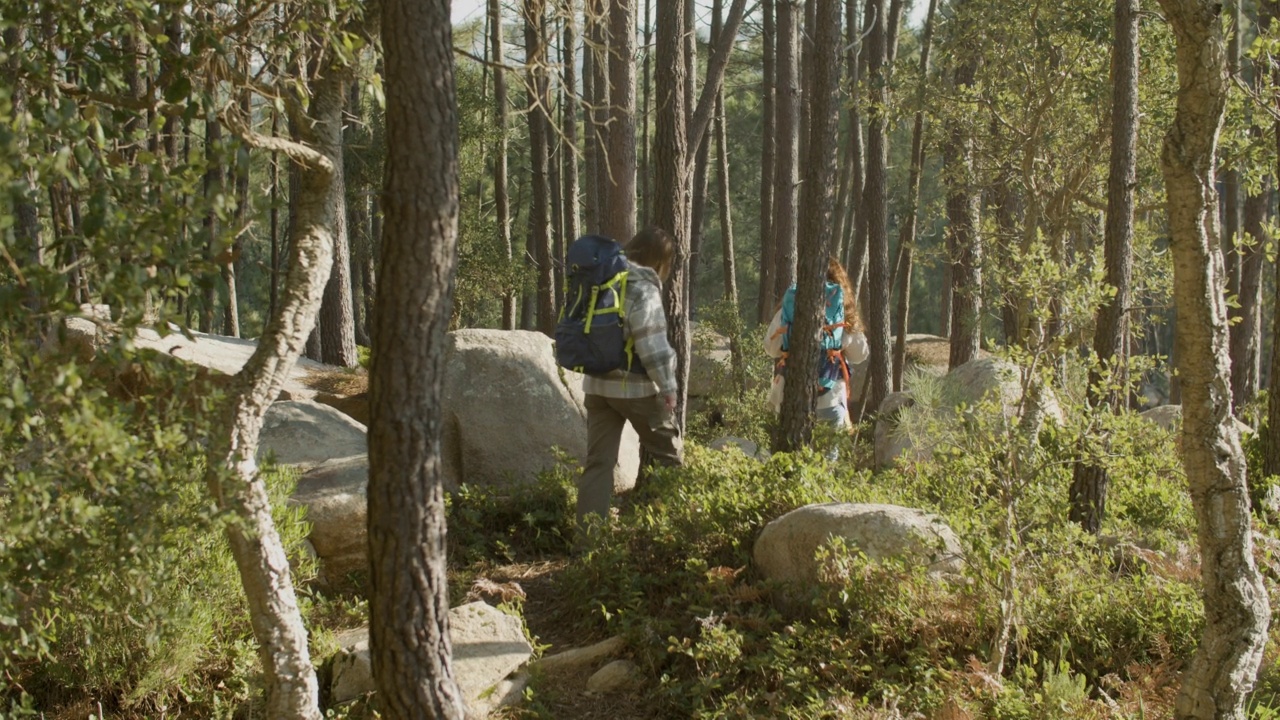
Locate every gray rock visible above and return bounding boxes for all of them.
[873,357,1062,469]
[1138,404,1254,442]
[585,659,643,694]
[753,502,964,585]
[443,329,638,493]
[688,323,734,398]
[290,455,368,582]
[260,400,368,468]
[708,436,766,461]
[849,334,967,406]
[329,601,534,716]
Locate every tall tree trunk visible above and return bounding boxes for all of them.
[562,0,581,249]
[772,0,800,302]
[269,108,281,321]
[944,35,981,370]
[317,75,359,368]
[1232,184,1264,407]
[1157,0,1271,714]
[1070,0,1140,535]
[862,0,892,412]
[715,92,744,391]
[1222,0,1242,315]
[369,0,467,714]
[778,0,841,451]
[604,0,637,241]
[641,0,654,223]
[202,114,223,334]
[526,0,555,335]
[224,83,251,339]
[847,0,874,300]
[655,0,692,425]
[757,0,777,321]
[584,0,609,232]
[840,0,865,287]
[891,0,938,392]
[491,0,517,329]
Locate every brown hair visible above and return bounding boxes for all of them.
[625,227,676,282]
[827,257,864,331]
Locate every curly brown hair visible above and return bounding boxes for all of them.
[826,257,864,331]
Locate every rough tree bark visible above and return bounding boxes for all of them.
[757,0,777,322]
[206,77,354,720]
[1069,0,1140,535]
[318,74,359,368]
[772,0,800,301]
[1157,0,1271,714]
[562,0,581,247]
[604,0,637,242]
[778,0,841,451]
[492,0,517,329]
[368,0,467,714]
[525,0,555,335]
[943,19,981,371]
[862,0,892,412]
[655,0,692,425]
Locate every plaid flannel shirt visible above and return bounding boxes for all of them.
[582,265,678,399]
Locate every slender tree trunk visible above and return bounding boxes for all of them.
[892,0,938,392]
[641,0,654,223]
[715,93,744,391]
[604,0,637,241]
[562,0,581,249]
[772,0,800,301]
[757,0,777,321]
[944,32,981,370]
[1269,68,1280,475]
[371,0,467,715]
[585,0,609,232]
[1232,184,1264,407]
[490,0,517,329]
[202,114,223,334]
[656,0,692,425]
[1070,0,1140,535]
[526,0,555,335]
[1157,0,1271,714]
[778,0,841,451]
[317,74,359,368]
[224,83,251,339]
[847,0,873,299]
[270,108,281,322]
[1222,0,1242,313]
[862,0,892,412]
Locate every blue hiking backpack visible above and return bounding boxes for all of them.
[554,235,646,376]
[777,281,848,392]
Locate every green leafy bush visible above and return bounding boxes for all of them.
[0,347,316,717]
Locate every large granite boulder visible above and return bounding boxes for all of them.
[753,503,963,585]
[874,357,1062,469]
[329,601,533,716]
[290,455,368,582]
[443,330,638,493]
[849,334,977,407]
[259,400,368,468]
[688,323,735,398]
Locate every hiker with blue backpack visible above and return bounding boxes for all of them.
[764,257,869,431]
[555,227,684,529]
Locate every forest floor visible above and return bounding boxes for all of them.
[482,561,659,720]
